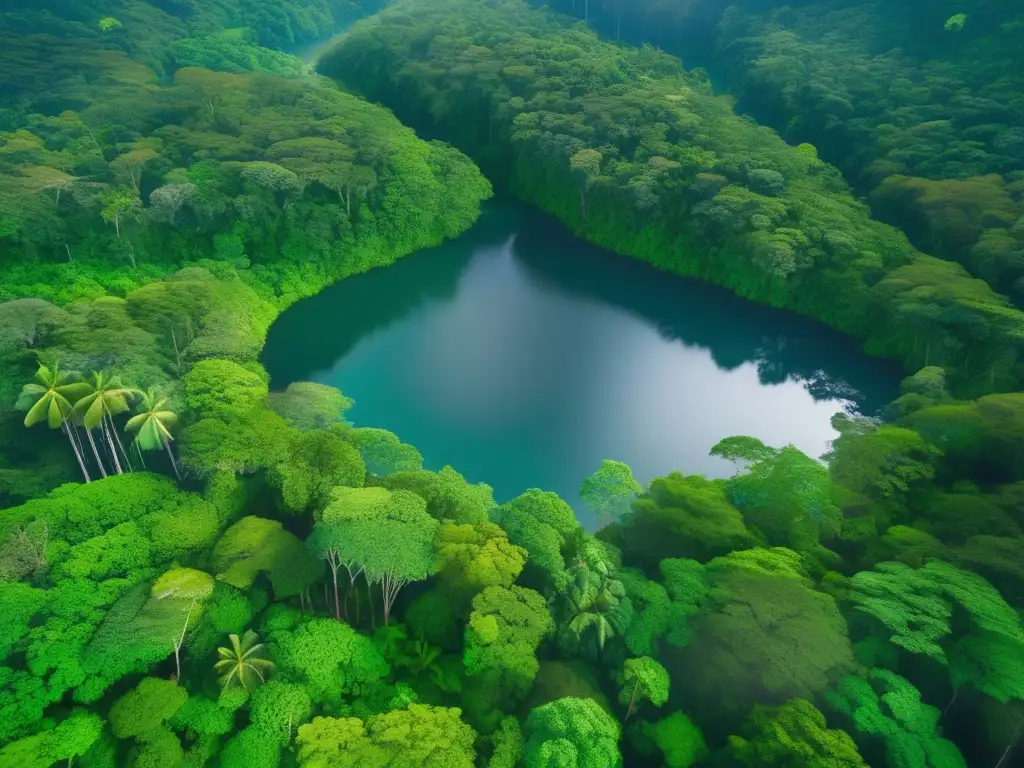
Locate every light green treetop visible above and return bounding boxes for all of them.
[580,459,643,521]
[524,697,622,768]
[271,618,388,705]
[641,712,708,768]
[619,656,670,722]
[729,698,868,768]
[849,559,1024,702]
[109,677,188,740]
[464,585,554,699]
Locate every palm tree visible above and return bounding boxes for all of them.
[126,388,181,480]
[74,371,134,474]
[71,408,108,478]
[556,563,630,657]
[16,364,92,483]
[214,630,275,692]
[408,632,443,678]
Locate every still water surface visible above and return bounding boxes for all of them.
[262,202,900,524]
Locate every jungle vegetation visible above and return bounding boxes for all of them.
[1,0,1023,767]
[321,0,1024,399]
[713,0,1024,306]
[532,0,1024,306]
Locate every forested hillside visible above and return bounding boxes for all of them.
[716,0,1024,303]
[0,0,383,86]
[0,0,492,510]
[2,0,1024,767]
[532,0,1024,306]
[322,0,1024,397]
[0,68,488,302]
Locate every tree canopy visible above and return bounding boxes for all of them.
[2,0,1024,766]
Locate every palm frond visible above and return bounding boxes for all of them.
[23,394,53,427]
[47,397,66,429]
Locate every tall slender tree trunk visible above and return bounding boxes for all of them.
[173,599,196,680]
[170,323,184,375]
[104,425,123,473]
[84,428,108,478]
[62,421,91,483]
[367,573,376,629]
[944,688,958,714]
[163,436,182,480]
[994,716,1023,768]
[98,414,124,474]
[623,682,640,723]
[380,570,405,627]
[327,554,341,620]
[135,440,147,469]
[106,411,132,472]
[69,421,87,459]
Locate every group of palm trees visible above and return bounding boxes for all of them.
[16,363,181,483]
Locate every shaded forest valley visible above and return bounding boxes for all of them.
[1,1,1024,767]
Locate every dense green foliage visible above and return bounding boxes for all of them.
[536,0,1024,302]
[711,0,1024,303]
[322,0,1024,396]
[0,65,489,305]
[0,0,492,507]
[1,0,383,107]
[3,0,1024,766]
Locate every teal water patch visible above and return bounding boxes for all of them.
[262,201,900,527]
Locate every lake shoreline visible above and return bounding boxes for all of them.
[263,200,901,526]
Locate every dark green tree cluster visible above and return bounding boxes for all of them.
[0,0,384,107]
[535,0,1024,307]
[594,380,1024,762]
[710,0,1024,303]
[540,0,1024,307]
[322,0,1024,395]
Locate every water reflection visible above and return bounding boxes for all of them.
[262,201,900,521]
[510,211,892,407]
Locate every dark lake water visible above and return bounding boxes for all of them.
[262,202,900,525]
